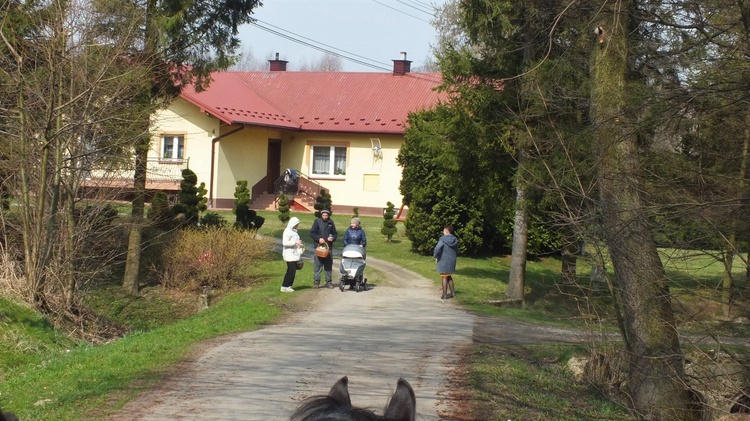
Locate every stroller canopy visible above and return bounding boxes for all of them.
[341,244,365,259]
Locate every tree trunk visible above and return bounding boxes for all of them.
[737,0,750,295]
[17,76,35,301]
[722,233,736,320]
[507,182,528,303]
[724,116,749,316]
[64,184,76,309]
[18,49,54,307]
[589,4,695,419]
[122,0,159,295]
[560,233,579,285]
[64,138,79,309]
[122,135,148,295]
[740,120,750,294]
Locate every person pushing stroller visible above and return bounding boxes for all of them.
[343,217,367,249]
[339,218,368,292]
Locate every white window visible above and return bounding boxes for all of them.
[162,135,184,161]
[311,145,347,177]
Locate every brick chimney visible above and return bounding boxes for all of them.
[269,52,288,71]
[392,52,411,75]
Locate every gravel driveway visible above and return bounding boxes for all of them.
[111,256,476,420]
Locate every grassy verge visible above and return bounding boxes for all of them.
[0,209,745,420]
[0,259,296,420]
[468,344,633,420]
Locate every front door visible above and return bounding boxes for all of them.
[267,139,282,193]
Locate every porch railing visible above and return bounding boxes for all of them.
[84,157,190,186]
[274,170,321,204]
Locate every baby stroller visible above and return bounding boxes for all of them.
[339,244,367,292]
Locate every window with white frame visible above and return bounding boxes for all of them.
[162,134,185,161]
[311,145,347,176]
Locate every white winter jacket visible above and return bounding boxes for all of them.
[282,217,303,262]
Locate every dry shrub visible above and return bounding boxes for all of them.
[673,290,724,324]
[0,246,25,300]
[159,227,273,292]
[582,345,631,408]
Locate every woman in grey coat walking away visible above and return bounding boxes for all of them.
[433,224,458,299]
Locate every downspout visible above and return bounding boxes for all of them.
[209,124,245,208]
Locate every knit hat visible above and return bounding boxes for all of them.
[321,209,330,215]
[351,217,361,226]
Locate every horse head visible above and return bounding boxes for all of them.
[0,407,18,421]
[291,376,416,421]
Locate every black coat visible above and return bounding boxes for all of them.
[310,217,337,247]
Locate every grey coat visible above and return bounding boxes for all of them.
[433,234,458,274]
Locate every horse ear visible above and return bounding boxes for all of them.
[383,378,416,421]
[0,410,19,421]
[327,376,352,407]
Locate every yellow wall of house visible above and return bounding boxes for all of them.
[150,98,217,188]
[215,126,283,201]
[152,100,406,212]
[286,133,404,212]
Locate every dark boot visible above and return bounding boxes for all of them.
[447,277,455,298]
[441,276,448,299]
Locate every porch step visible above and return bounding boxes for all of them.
[250,193,278,211]
[250,193,315,212]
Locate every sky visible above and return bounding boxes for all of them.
[237,0,448,72]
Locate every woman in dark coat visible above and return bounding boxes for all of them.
[433,224,458,299]
[342,217,367,248]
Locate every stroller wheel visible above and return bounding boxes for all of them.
[356,276,363,292]
[339,279,346,292]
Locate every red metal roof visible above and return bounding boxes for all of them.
[180,71,445,134]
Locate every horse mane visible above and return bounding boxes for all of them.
[291,376,416,421]
[0,407,18,421]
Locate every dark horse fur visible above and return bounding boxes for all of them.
[0,407,18,421]
[291,376,416,421]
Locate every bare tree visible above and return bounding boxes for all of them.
[314,54,343,72]
[231,47,266,71]
[295,54,343,72]
[411,56,440,73]
[121,0,262,296]
[0,1,151,311]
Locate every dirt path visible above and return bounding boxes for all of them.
[111,256,476,420]
[109,247,750,420]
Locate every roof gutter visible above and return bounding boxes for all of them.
[209,124,245,208]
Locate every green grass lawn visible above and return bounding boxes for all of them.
[0,209,745,420]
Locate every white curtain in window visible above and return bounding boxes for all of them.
[163,137,174,158]
[334,147,346,175]
[313,147,330,174]
[163,135,184,159]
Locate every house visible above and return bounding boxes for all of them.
[148,53,445,217]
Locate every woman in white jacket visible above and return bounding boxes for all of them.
[281,217,304,292]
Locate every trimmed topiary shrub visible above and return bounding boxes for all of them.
[314,189,332,218]
[173,169,201,226]
[148,191,173,229]
[200,212,226,228]
[278,193,291,224]
[233,180,265,230]
[381,201,397,242]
